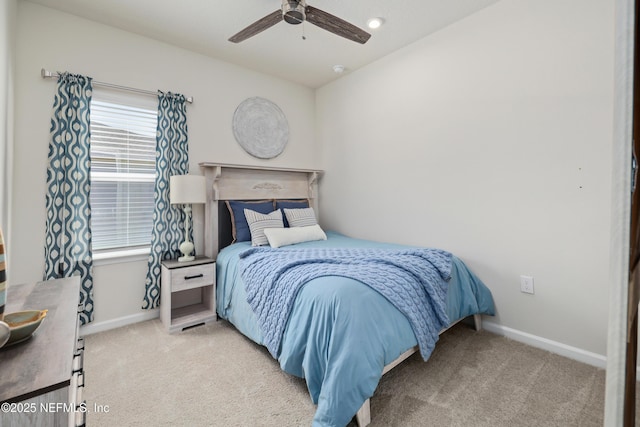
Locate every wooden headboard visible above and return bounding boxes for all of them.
[199,163,323,259]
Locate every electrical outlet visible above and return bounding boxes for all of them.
[520,275,534,294]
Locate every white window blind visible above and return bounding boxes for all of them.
[90,97,157,252]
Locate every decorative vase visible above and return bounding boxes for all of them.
[0,226,6,322]
[0,226,9,349]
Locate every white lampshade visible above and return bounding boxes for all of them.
[170,175,206,205]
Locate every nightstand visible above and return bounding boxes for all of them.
[160,256,216,333]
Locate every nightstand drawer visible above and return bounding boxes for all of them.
[171,263,215,292]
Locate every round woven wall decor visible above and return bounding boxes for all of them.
[232,97,289,159]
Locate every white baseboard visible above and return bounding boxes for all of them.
[482,320,607,370]
[79,309,159,336]
[77,313,615,372]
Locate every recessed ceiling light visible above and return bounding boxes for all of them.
[367,17,385,30]
[333,65,345,74]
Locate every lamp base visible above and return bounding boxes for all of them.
[178,240,195,263]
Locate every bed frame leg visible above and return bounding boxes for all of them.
[473,314,483,331]
[355,317,481,427]
[356,399,371,427]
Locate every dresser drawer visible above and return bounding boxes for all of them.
[170,263,214,292]
[72,350,84,374]
[69,371,82,406]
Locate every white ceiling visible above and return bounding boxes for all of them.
[24,0,501,88]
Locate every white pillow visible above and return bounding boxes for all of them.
[283,207,317,227]
[244,209,284,246]
[264,224,327,248]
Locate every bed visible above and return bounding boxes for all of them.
[200,163,495,427]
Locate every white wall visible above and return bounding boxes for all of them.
[0,0,16,242]
[13,2,317,327]
[317,0,614,356]
[10,0,617,358]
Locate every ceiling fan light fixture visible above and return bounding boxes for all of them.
[367,17,385,30]
[283,1,306,25]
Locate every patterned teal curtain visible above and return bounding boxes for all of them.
[142,92,190,309]
[44,72,94,325]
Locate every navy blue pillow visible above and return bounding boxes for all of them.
[226,200,274,242]
[275,200,309,227]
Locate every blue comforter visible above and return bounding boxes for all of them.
[216,231,495,427]
[239,247,452,361]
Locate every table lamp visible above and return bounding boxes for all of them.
[169,174,206,262]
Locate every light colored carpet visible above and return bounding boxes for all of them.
[83,319,625,426]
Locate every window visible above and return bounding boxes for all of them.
[89,92,157,253]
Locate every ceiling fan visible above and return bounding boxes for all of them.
[228,0,371,44]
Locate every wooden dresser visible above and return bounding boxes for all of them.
[0,277,85,427]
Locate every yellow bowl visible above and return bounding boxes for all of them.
[3,310,47,346]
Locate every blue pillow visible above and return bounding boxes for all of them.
[275,200,309,227]
[226,200,274,242]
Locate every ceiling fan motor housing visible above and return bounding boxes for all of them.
[283,0,306,24]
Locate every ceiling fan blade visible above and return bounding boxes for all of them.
[229,10,282,43]
[305,5,371,44]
